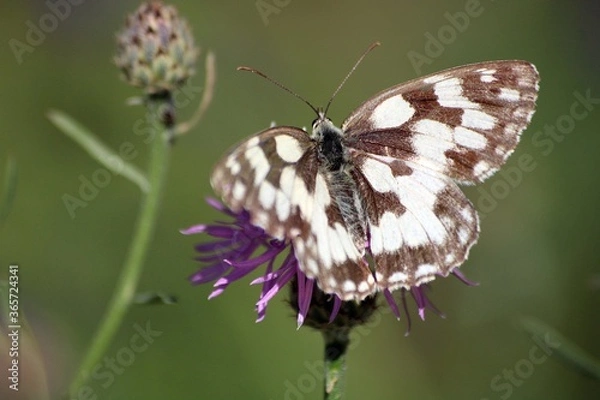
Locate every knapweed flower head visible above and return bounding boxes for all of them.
[115,1,199,94]
[183,199,477,331]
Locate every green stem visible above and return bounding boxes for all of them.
[323,329,350,400]
[68,98,171,397]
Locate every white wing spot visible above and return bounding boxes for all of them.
[225,156,241,175]
[462,109,497,130]
[361,158,396,193]
[473,160,491,179]
[498,88,521,102]
[434,78,480,109]
[327,276,338,288]
[246,136,260,148]
[454,127,488,150]
[379,212,403,252]
[245,146,270,185]
[274,135,304,163]
[258,181,276,209]
[411,119,454,169]
[232,181,246,200]
[415,264,438,278]
[253,210,269,228]
[370,95,415,129]
[306,258,319,276]
[275,190,291,221]
[423,74,448,84]
[504,123,519,135]
[388,271,408,284]
[460,207,474,224]
[342,280,357,293]
[357,281,371,293]
[457,227,470,245]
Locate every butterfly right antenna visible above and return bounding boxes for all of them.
[323,41,381,116]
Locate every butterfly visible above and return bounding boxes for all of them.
[210,46,539,302]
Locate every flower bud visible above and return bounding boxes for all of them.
[115,1,199,94]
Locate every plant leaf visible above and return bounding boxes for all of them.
[520,316,600,381]
[47,109,150,192]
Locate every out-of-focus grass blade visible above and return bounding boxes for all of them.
[0,157,17,225]
[521,316,600,381]
[47,109,150,193]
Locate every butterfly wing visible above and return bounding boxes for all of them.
[211,127,375,300]
[344,61,539,290]
[350,150,479,291]
[343,60,539,184]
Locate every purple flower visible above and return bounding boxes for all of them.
[183,198,477,330]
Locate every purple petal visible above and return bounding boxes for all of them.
[412,287,427,321]
[256,258,277,322]
[189,263,230,284]
[208,287,226,299]
[452,268,479,286]
[296,271,314,328]
[194,239,234,252]
[328,295,342,323]
[202,225,237,239]
[180,225,208,235]
[255,262,296,309]
[205,197,234,215]
[383,289,401,320]
[226,246,284,269]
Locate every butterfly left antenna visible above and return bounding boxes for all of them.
[237,66,320,117]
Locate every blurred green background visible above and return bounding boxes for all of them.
[1,0,599,399]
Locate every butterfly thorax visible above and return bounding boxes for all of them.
[311,116,368,252]
[312,117,347,172]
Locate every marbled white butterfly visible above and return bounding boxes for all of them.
[211,44,539,302]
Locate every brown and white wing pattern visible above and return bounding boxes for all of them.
[344,61,539,184]
[211,60,539,301]
[343,60,539,291]
[350,151,478,291]
[211,127,375,301]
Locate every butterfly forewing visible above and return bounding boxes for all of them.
[343,60,539,184]
[210,127,376,300]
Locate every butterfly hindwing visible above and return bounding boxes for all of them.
[350,150,479,291]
